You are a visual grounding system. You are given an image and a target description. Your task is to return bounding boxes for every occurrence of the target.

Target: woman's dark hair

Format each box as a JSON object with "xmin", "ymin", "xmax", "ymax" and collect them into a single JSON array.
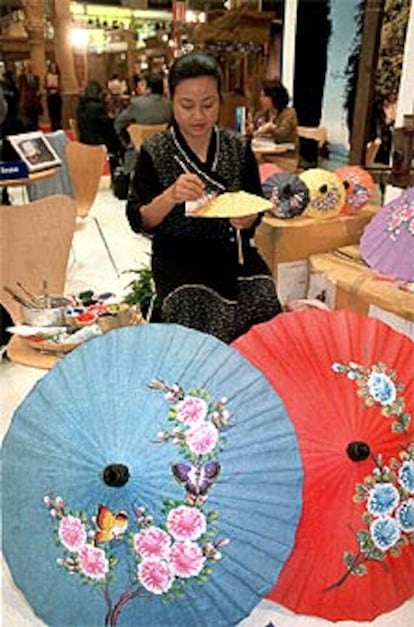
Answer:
[
  {"xmin": 262, "ymin": 81, "xmax": 290, "ymax": 111},
  {"xmin": 47, "ymin": 60, "xmax": 60, "ymax": 75},
  {"xmin": 168, "ymin": 52, "xmax": 222, "ymax": 99},
  {"xmin": 83, "ymin": 80, "xmax": 103, "ymax": 101},
  {"xmin": 147, "ymin": 73, "xmax": 164, "ymax": 96}
]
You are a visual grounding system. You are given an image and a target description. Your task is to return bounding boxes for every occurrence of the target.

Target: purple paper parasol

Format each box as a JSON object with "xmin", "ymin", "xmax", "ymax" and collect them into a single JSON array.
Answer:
[{"xmin": 360, "ymin": 187, "xmax": 414, "ymax": 281}]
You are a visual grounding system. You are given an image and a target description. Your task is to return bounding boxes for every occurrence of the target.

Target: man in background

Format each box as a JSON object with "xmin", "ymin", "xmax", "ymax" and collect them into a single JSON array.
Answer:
[
  {"xmin": 114, "ymin": 73, "xmax": 172, "ymax": 175},
  {"xmin": 19, "ymin": 61, "xmax": 42, "ymax": 131}
]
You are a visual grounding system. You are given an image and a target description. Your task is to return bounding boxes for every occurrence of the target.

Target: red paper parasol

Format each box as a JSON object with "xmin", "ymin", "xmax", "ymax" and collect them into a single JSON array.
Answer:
[
  {"xmin": 259, "ymin": 162, "xmax": 284, "ymax": 184},
  {"xmin": 232, "ymin": 310, "xmax": 414, "ymax": 622},
  {"xmin": 335, "ymin": 165, "xmax": 375, "ymax": 215}
]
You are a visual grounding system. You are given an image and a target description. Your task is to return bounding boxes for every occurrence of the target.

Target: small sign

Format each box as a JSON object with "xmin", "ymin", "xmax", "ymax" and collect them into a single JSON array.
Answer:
[
  {"xmin": 6, "ymin": 131, "xmax": 61, "ymax": 173},
  {"xmin": 0, "ymin": 160, "xmax": 29, "ymax": 180},
  {"xmin": 235, "ymin": 106, "xmax": 246, "ymax": 135}
]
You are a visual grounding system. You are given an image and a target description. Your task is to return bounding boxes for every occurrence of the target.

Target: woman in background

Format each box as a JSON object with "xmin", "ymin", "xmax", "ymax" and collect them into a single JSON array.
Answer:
[
  {"xmin": 126, "ymin": 52, "xmax": 281, "ymax": 343},
  {"xmin": 44, "ymin": 61, "xmax": 62, "ymax": 131},
  {"xmin": 76, "ymin": 80, "xmax": 122, "ymax": 154},
  {"xmin": 252, "ymin": 80, "xmax": 299, "ymax": 172}
]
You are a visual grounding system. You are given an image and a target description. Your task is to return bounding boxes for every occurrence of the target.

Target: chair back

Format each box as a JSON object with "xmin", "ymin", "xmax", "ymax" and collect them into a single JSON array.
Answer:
[
  {"xmin": 297, "ymin": 126, "xmax": 328, "ymax": 147},
  {"xmin": 66, "ymin": 141, "xmax": 107, "ymax": 218},
  {"xmin": 0, "ymin": 195, "xmax": 77, "ymax": 324},
  {"xmin": 68, "ymin": 118, "xmax": 80, "ymax": 140},
  {"xmin": 127, "ymin": 123, "xmax": 168, "ymax": 151},
  {"xmin": 365, "ymin": 138, "xmax": 382, "ymax": 166}
]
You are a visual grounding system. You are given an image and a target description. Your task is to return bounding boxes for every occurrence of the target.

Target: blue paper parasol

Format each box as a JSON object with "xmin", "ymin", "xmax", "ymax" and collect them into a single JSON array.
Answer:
[
  {"xmin": 2, "ymin": 323, "xmax": 303, "ymax": 627},
  {"xmin": 262, "ymin": 172, "xmax": 309, "ymax": 219}
]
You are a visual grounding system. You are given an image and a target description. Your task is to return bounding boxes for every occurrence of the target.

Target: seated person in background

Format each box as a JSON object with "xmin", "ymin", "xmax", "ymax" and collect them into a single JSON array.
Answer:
[
  {"xmin": 130, "ymin": 67, "xmax": 148, "ymax": 96},
  {"xmin": 76, "ymin": 80, "xmax": 123, "ymax": 180},
  {"xmin": 251, "ymin": 80, "xmax": 299, "ymax": 172},
  {"xmin": 115, "ymin": 73, "xmax": 172, "ymax": 174},
  {"xmin": 126, "ymin": 52, "xmax": 281, "ymax": 344},
  {"xmin": 370, "ymin": 92, "xmax": 397, "ymax": 165}
]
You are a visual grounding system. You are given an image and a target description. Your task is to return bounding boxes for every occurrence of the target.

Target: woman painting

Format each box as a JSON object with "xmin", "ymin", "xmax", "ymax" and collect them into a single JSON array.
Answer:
[
  {"xmin": 44, "ymin": 61, "xmax": 62, "ymax": 131},
  {"xmin": 126, "ymin": 52, "xmax": 281, "ymax": 343}
]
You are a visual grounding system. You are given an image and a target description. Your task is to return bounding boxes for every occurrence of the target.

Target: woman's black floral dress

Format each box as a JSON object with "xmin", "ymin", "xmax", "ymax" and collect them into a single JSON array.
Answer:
[{"xmin": 126, "ymin": 123, "xmax": 281, "ymax": 343}]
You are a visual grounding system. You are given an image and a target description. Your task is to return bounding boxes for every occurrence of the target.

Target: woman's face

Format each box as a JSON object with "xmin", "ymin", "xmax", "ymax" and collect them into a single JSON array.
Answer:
[
  {"xmin": 259, "ymin": 91, "xmax": 272, "ymax": 111},
  {"xmin": 172, "ymin": 76, "xmax": 220, "ymax": 142},
  {"xmin": 135, "ymin": 78, "xmax": 148, "ymax": 96}
]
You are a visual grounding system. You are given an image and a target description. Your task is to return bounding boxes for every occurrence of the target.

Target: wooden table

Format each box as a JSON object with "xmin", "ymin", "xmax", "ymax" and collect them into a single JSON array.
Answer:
[
  {"xmin": 7, "ymin": 335, "xmax": 61, "ymax": 369},
  {"xmin": 0, "ymin": 168, "xmax": 56, "ymax": 188},
  {"xmin": 251, "ymin": 140, "xmax": 296, "ymax": 158},
  {"xmin": 1, "ymin": 168, "xmax": 57, "ymax": 203},
  {"xmin": 252, "ymin": 140, "xmax": 298, "ymax": 173}
]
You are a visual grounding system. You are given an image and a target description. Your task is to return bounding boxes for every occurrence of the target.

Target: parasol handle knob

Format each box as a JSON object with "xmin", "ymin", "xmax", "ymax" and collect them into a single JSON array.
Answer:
[
  {"xmin": 347, "ymin": 441, "xmax": 370, "ymax": 462},
  {"xmin": 103, "ymin": 463, "xmax": 130, "ymax": 487}
]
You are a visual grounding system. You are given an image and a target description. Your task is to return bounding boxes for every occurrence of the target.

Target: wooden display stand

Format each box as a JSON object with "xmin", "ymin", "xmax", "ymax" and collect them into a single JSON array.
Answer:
[
  {"xmin": 254, "ymin": 206, "xmax": 378, "ymax": 304},
  {"xmin": 307, "ymin": 245, "xmax": 414, "ymax": 338}
]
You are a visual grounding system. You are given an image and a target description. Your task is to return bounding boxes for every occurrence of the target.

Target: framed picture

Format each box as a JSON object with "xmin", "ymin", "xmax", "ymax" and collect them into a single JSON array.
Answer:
[{"xmin": 6, "ymin": 131, "xmax": 62, "ymax": 173}]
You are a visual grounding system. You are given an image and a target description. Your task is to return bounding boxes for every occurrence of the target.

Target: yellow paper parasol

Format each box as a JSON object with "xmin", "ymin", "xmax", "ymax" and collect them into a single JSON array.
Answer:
[{"xmin": 195, "ymin": 191, "xmax": 273, "ymax": 218}]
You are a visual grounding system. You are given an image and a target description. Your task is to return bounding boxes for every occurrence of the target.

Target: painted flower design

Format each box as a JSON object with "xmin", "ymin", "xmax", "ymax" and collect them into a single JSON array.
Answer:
[
  {"xmin": 167, "ymin": 505, "xmax": 207, "ymax": 541},
  {"xmin": 312, "ymin": 186, "xmax": 342, "ymax": 212},
  {"xmin": 169, "ymin": 541, "xmax": 206, "ymax": 578},
  {"xmin": 185, "ymin": 421, "xmax": 219, "ymax": 456},
  {"xmin": 133, "ymin": 526, "xmax": 171, "ymax": 560},
  {"xmin": 369, "ymin": 516, "xmax": 401, "ymax": 551},
  {"xmin": 367, "ymin": 371, "xmax": 397, "ymax": 405},
  {"xmin": 348, "ymin": 184, "xmax": 370, "ymax": 209},
  {"xmin": 58, "ymin": 515, "xmax": 87, "ymax": 552},
  {"xmin": 44, "ymin": 381, "xmax": 230, "ymax": 625},
  {"xmin": 137, "ymin": 558, "xmax": 175, "ymax": 595},
  {"xmin": 398, "ymin": 460, "xmax": 414, "ymax": 493},
  {"xmin": 387, "ymin": 201, "xmax": 414, "ymax": 238},
  {"xmin": 367, "ymin": 483, "xmax": 400, "ymax": 517},
  {"xmin": 175, "ymin": 396, "xmax": 208, "ymax": 425},
  {"xmin": 396, "ymin": 498, "xmax": 414, "ymax": 532},
  {"xmin": 331, "ymin": 361, "xmax": 408, "ymax": 434},
  {"xmin": 329, "ymin": 362, "xmax": 413, "ymax": 591},
  {"xmin": 79, "ymin": 545, "xmax": 109, "ymax": 581}
]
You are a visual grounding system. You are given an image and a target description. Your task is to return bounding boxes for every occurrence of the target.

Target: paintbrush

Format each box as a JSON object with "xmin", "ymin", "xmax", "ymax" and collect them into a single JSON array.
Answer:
[
  {"xmin": 43, "ymin": 279, "xmax": 51, "ymax": 308},
  {"xmin": 3, "ymin": 285, "xmax": 36, "ymax": 309},
  {"xmin": 16, "ymin": 282, "xmax": 45, "ymax": 308}
]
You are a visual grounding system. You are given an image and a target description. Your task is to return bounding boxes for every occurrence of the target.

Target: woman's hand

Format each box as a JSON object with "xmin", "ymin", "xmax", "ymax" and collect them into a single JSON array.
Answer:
[
  {"xmin": 253, "ymin": 121, "xmax": 275, "ymax": 137},
  {"xmin": 140, "ymin": 173, "xmax": 205, "ymax": 230},
  {"xmin": 171, "ymin": 173, "xmax": 205, "ymax": 204},
  {"xmin": 230, "ymin": 214, "xmax": 257, "ymax": 230}
]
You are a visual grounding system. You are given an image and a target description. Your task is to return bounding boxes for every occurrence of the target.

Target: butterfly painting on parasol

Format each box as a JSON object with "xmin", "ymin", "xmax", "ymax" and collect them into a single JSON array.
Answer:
[
  {"xmin": 2, "ymin": 323, "xmax": 303, "ymax": 627},
  {"xmin": 233, "ymin": 309, "xmax": 414, "ymax": 622}
]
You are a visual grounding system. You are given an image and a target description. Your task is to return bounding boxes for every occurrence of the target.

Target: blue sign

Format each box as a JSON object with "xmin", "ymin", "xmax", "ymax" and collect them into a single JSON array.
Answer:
[{"xmin": 0, "ymin": 161, "xmax": 29, "ymax": 180}]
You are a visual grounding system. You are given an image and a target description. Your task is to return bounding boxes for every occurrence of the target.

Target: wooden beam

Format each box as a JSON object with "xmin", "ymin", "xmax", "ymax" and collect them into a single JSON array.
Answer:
[{"xmin": 349, "ymin": 0, "xmax": 385, "ymax": 165}]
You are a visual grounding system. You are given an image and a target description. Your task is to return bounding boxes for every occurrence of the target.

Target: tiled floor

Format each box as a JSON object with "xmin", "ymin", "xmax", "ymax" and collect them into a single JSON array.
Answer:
[{"xmin": 1, "ymin": 180, "xmax": 413, "ymax": 627}]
